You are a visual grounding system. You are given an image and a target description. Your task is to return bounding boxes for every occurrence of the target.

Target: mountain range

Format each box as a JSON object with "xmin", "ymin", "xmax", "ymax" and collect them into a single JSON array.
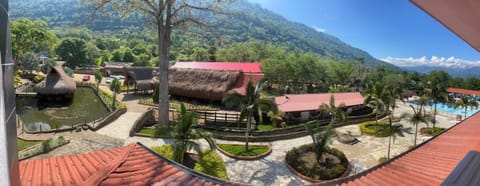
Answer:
[{"xmin": 10, "ymin": 0, "xmax": 399, "ymax": 69}]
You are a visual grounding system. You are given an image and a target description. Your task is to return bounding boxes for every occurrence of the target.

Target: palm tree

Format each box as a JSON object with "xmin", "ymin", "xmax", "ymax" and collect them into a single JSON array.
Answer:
[
  {"xmin": 363, "ymin": 82, "xmax": 387, "ymax": 124},
  {"xmin": 172, "ymin": 103, "xmax": 215, "ymax": 164},
  {"xmin": 222, "ymin": 78, "xmax": 278, "ymax": 152},
  {"xmin": 94, "ymin": 70, "xmax": 103, "ymax": 92},
  {"xmin": 384, "ymin": 86, "xmax": 403, "ymax": 159},
  {"xmin": 403, "ymin": 96, "xmax": 429, "ymax": 146},
  {"xmin": 305, "ymin": 95, "xmax": 346, "ymax": 163},
  {"xmin": 109, "ymin": 78, "xmax": 121, "ymax": 109},
  {"xmin": 454, "ymin": 95, "xmax": 479, "ymax": 119},
  {"xmin": 429, "ymin": 84, "xmax": 449, "ymax": 130}
]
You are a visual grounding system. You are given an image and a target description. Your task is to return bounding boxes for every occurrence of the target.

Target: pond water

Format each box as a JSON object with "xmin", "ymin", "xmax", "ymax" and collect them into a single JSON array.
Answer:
[{"xmin": 16, "ymin": 87, "xmax": 110, "ymax": 132}]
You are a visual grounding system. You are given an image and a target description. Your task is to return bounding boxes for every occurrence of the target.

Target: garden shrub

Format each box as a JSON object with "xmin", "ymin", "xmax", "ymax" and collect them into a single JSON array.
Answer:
[
  {"xmin": 359, "ymin": 121, "xmax": 392, "ymax": 137},
  {"xmin": 33, "ymin": 75, "xmax": 44, "ymax": 83},
  {"xmin": 423, "ymin": 127, "xmax": 445, "ymax": 136},
  {"xmin": 41, "ymin": 138, "xmax": 52, "ymax": 152},
  {"xmin": 378, "ymin": 156, "xmax": 387, "ymax": 163},
  {"xmin": 151, "ymin": 144, "xmax": 174, "ymax": 160},
  {"xmin": 194, "ymin": 150, "xmax": 228, "ymax": 179}
]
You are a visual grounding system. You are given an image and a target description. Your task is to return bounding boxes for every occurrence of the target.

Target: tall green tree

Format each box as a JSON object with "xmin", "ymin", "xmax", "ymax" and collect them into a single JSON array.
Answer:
[
  {"xmin": 426, "ymin": 70, "xmax": 451, "ymax": 130},
  {"xmin": 94, "ymin": 70, "xmax": 103, "ymax": 92},
  {"xmin": 454, "ymin": 95, "xmax": 479, "ymax": 119},
  {"xmin": 363, "ymin": 82, "xmax": 387, "ymax": 124},
  {"xmin": 19, "ymin": 52, "xmax": 40, "ymax": 74},
  {"xmin": 91, "ymin": 0, "xmax": 232, "ymax": 126},
  {"xmin": 172, "ymin": 103, "xmax": 215, "ymax": 164},
  {"xmin": 56, "ymin": 38, "xmax": 89, "ymax": 68},
  {"xmin": 109, "ymin": 78, "xmax": 121, "ymax": 109},
  {"xmin": 10, "ymin": 18, "xmax": 57, "ymax": 60},
  {"xmin": 223, "ymin": 78, "xmax": 278, "ymax": 151}
]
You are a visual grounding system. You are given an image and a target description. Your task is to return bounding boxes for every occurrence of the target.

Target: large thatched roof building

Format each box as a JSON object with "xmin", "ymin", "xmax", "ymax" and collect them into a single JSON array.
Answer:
[
  {"xmin": 168, "ymin": 68, "xmax": 241, "ymax": 100},
  {"xmin": 35, "ymin": 66, "xmax": 76, "ymax": 98},
  {"xmin": 101, "ymin": 62, "xmax": 133, "ymax": 76}
]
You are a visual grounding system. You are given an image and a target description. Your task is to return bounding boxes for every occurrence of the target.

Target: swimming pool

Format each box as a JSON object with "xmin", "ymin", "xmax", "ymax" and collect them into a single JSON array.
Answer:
[{"xmin": 408, "ymin": 101, "xmax": 480, "ymax": 118}]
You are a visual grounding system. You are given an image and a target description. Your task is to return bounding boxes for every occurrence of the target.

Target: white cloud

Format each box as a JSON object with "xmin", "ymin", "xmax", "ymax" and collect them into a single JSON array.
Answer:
[
  {"xmin": 382, "ymin": 56, "xmax": 480, "ymax": 69},
  {"xmin": 311, "ymin": 25, "xmax": 326, "ymax": 33}
]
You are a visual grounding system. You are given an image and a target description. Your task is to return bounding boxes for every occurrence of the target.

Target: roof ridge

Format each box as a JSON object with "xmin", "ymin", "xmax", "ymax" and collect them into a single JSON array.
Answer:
[{"xmin": 81, "ymin": 144, "xmax": 136, "ymax": 185}]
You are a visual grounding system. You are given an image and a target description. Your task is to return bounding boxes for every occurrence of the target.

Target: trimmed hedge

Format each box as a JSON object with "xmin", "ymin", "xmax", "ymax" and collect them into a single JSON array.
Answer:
[
  {"xmin": 359, "ymin": 121, "xmax": 393, "ymax": 137},
  {"xmin": 218, "ymin": 144, "xmax": 269, "ymax": 156}
]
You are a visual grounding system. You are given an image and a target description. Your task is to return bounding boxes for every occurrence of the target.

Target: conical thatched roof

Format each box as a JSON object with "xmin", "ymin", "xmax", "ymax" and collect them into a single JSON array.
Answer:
[
  {"xmin": 167, "ymin": 68, "xmax": 241, "ymax": 101},
  {"xmin": 35, "ymin": 66, "xmax": 76, "ymax": 96}
]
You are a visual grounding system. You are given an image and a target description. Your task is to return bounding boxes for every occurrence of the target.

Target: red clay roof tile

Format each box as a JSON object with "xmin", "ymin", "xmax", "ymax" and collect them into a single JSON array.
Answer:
[
  {"xmin": 275, "ymin": 92, "xmax": 364, "ymax": 112},
  {"xmin": 448, "ymin": 88, "xmax": 480, "ymax": 96},
  {"xmin": 19, "ymin": 143, "xmax": 241, "ymax": 186}
]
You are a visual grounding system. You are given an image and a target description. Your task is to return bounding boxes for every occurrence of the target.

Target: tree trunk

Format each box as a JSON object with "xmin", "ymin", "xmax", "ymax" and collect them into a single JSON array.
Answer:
[
  {"xmin": 387, "ymin": 117, "xmax": 392, "ymax": 159},
  {"xmin": 245, "ymin": 113, "xmax": 251, "ymax": 152},
  {"xmin": 433, "ymin": 102, "xmax": 437, "ymax": 129},
  {"xmin": 414, "ymin": 122, "xmax": 418, "ymax": 146},
  {"xmin": 157, "ymin": 26, "xmax": 170, "ymax": 126}
]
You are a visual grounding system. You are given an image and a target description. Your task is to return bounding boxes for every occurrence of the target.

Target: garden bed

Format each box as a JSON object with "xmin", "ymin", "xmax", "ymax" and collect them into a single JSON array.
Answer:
[
  {"xmin": 216, "ymin": 144, "xmax": 272, "ymax": 160},
  {"xmin": 359, "ymin": 121, "xmax": 394, "ymax": 137},
  {"xmin": 285, "ymin": 144, "xmax": 349, "ymax": 182},
  {"xmin": 18, "ymin": 136, "xmax": 69, "ymax": 160},
  {"xmin": 420, "ymin": 127, "xmax": 445, "ymax": 136}
]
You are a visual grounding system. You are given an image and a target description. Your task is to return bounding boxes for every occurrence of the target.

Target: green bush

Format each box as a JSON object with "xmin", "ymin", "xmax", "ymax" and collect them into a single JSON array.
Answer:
[
  {"xmin": 194, "ymin": 150, "xmax": 228, "ymax": 179},
  {"xmin": 378, "ymin": 156, "xmax": 387, "ymax": 163},
  {"xmin": 423, "ymin": 127, "xmax": 445, "ymax": 136},
  {"xmin": 33, "ymin": 75, "xmax": 44, "ymax": 83},
  {"xmin": 359, "ymin": 121, "xmax": 393, "ymax": 137},
  {"xmin": 151, "ymin": 144, "xmax": 174, "ymax": 160},
  {"xmin": 41, "ymin": 138, "xmax": 52, "ymax": 152}
]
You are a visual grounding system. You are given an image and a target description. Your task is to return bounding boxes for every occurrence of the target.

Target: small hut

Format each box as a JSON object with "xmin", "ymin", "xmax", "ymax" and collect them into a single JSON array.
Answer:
[
  {"xmin": 168, "ymin": 68, "xmax": 241, "ymax": 101},
  {"xmin": 124, "ymin": 67, "xmax": 156, "ymax": 93},
  {"xmin": 35, "ymin": 66, "xmax": 76, "ymax": 98}
]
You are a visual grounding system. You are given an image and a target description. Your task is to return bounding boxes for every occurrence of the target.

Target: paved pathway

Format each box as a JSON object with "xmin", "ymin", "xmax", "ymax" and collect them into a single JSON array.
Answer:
[{"xmin": 96, "ymin": 111, "xmax": 143, "ymax": 139}]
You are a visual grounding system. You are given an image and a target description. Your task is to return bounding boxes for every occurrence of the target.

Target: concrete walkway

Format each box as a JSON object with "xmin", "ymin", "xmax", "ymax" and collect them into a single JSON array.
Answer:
[{"xmin": 96, "ymin": 111, "xmax": 143, "ymax": 139}]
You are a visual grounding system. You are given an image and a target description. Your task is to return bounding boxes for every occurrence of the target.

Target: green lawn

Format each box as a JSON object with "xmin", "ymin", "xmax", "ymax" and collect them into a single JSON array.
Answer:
[
  {"xmin": 218, "ymin": 144, "xmax": 269, "ymax": 156},
  {"xmin": 17, "ymin": 139, "xmax": 40, "ymax": 151},
  {"xmin": 257, "ymin": 124, "xmax": 276, "ymax": 131},
  {"xmin": 139, "ymin": 127, "xmax": 173, "ymax": 138}
]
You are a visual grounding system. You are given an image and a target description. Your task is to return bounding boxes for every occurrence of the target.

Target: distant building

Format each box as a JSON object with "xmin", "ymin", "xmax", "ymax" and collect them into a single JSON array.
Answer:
[{"xmin": 275, "ymin": 92, "xmax": 367, "ymax": 121}]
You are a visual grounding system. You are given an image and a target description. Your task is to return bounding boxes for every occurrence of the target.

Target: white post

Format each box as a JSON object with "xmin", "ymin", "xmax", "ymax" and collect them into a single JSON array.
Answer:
[{"xmin": 0, "ymin": 0, "xmax": 20, "ymax": 184}]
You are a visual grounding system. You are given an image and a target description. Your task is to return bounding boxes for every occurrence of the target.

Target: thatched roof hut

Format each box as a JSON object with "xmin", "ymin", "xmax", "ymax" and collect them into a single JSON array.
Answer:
[
  {"xmin": 125, "ymin": 67, "xmax": 155, "ymax": 91},
  {"xmin": 168, "ymin": 68, "xmax": 241, "ymax": 101},
  {"xmin": 35, "ymin": 66, "xmax": 76, "ymax": 97}
]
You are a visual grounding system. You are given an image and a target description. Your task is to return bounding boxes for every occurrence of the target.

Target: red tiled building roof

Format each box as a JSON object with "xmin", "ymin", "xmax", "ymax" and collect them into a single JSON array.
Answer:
[
  {"xmin": 275, "ymin": 92, "xmax": 364, "ymax": 113},
  {"xmin": 448, "ymin": 88, "xmax": 480, "ymax": 97},
  {"xmin": 172, "ymin": 62, "xmax": 262, "ymax": 73},
  {"xmin": 320, "ymin": 112, "xmax": 480, "ymax": 185},
  {"xmin": 19, "ymin": 143, "xmax": 240, "ymax": 186}
]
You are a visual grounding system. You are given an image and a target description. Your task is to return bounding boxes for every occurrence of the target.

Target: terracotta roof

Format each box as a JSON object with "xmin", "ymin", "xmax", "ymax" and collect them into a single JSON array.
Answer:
[
  {"xmin": 172, "ymin": 62, "xmax": 262, "ymax": 73},
  {"xmin": 19, "ymin": 143, "xmax": 241, "ymax": 186},
  {"xmin": 320, "ymin": 112, "xmax": 480, "ymax": 185},
  {"xmin": 230, "ymin": 73, "xmax": 265, "ymax": 95},
  {"xmin": 448, "ymin": 88, "xmax": 480, "ymax": 96},
  {"xmin": 410, "ymin": 0, "xmax": 480, "ymax": 52},
  {"xmin": 275, "ymin": 92, "xmax": 364, "ymax": 113}
]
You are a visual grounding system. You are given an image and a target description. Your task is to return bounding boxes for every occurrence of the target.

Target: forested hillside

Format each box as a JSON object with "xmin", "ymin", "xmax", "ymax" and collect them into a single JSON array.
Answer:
[{"xmin": 10, "ymin": 0, "xmax": 396, "ymax": 69}]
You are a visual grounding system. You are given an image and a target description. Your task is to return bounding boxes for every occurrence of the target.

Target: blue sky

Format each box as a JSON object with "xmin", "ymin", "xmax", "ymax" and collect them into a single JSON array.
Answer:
[{"xmin": 247, "ymin": 0, "xmax": 480, "ymax": 67}]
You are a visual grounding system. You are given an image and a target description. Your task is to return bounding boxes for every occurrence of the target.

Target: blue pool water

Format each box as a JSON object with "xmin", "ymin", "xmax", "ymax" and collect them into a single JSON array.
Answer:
[{"xmin": 408, "ymin": 101, "xmax": 480, "ymax": 117}]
